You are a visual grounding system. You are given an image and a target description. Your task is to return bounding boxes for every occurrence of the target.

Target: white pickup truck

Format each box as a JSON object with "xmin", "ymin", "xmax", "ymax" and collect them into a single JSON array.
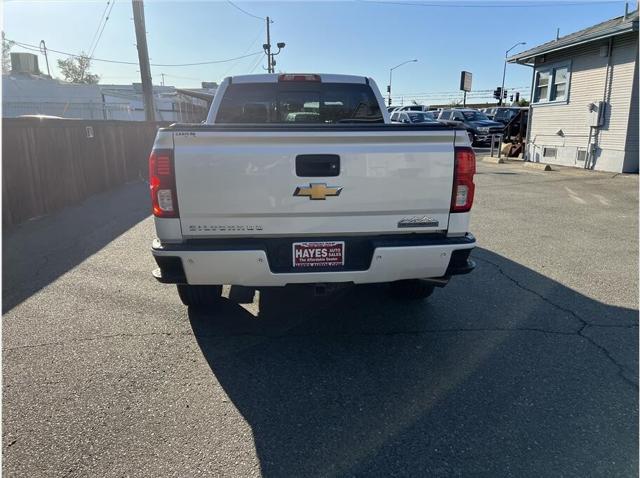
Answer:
[{"xmin": 150, "ymin": 73, "xmax": 476, "ymax": 307}]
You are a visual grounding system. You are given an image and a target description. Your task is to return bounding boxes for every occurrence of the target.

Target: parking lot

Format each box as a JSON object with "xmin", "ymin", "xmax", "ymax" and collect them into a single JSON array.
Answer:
[{"xmin": 3, "ymin": 159, "xmax": 638, "ymax": 477}]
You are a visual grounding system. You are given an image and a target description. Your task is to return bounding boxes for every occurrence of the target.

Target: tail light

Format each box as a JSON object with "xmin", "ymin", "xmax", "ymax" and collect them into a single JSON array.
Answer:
[
  {"xmin": 278, "ymin": 74, "xmax": 321, "ymax": 82},
  {"xmin": 451, "ymin": 146, "xmax": 476, "ymax": 213},
  {"xmin": 149, "ymin": 148, "xmax": 179, "ymax": 218}
]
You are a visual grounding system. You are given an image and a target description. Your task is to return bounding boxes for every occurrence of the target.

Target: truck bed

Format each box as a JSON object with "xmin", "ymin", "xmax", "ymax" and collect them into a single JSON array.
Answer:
[{"xmin": 155, "ymin": 123, "xmax": 467, "ymax": 240}]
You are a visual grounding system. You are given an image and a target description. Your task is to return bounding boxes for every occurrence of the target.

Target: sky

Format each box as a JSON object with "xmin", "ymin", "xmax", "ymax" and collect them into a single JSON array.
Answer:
[{"xmin": 3, "ymin": 0, "xmax": 633, "ymax": 104}]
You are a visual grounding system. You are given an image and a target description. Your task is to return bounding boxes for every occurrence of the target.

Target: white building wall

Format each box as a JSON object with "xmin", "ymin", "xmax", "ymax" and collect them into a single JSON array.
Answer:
[
  {"xmin": 3, "ymin": 74, "xmax": 105, "ymax": 119},
  {"xmin": 623, "ymin": 45, "xmax": 639, "ymax": 172},
  {"xmin": 2, "ymin": 76, "xmax": 209, "ymax": 122},
  {"xmin": 526, "ymin": 31, "xmax": 638, "ymax": 173}
]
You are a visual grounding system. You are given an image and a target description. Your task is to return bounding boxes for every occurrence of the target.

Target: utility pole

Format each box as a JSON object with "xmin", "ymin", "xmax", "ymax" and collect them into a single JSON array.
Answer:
[
  {"xmin": 265, "ymin": 16, "xmax": 272, "ymax": 73},
  {"xmin": 39, "ymin": 40, "xmax": 51, "ymax": 77},
  {"xmin": 262, "ymin": 17, "xmax": 285, "ymax": 73},
  {"xmin": 160, "ymin": 73, "xmax": 165, "ymax": 86},
  {"xmin": 132, "ymin": 0, "xmax": 156, "ymax": 121}
]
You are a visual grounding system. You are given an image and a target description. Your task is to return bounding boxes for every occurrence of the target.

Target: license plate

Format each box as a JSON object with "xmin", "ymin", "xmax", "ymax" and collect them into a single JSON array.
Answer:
[{"xmin": 292, "ymin": 241, "xmax": 345, "ymax": 268}]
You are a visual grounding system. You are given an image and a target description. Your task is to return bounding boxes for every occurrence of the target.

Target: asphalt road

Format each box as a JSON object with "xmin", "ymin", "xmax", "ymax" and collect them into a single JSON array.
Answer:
[{"xmin": 3, "ymin": 160, "xmax": 638, "ymax": 477}]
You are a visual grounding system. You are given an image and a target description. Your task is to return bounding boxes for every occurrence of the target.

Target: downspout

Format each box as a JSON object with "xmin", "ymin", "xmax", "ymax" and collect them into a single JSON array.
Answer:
[
  {"xmin": 588, "ymin": 37, "xmax": 614, "ymax": 169},
  {"xmin": 525, "ymin": 61, "xmax": 536, "ymax": 161},
  {"xmin": 517, "ymin": 58, "xmax": 536, "ymax": 161}
]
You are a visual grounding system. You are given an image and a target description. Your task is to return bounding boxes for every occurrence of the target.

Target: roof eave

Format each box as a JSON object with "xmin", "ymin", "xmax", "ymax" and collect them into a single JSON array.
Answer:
[{"xmin": 507, "ymin": 21, "xmax": 638, "ymax": 65}]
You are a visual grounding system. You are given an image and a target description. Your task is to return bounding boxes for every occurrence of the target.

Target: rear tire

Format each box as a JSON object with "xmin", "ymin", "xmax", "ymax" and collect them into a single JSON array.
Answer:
[
  {"xmin": 389, "ymin": 279, "xmax": 435, "ymax": 300},
  {"xmin": 177, "ymin": 284, "xmax": 223, "ymax": 307}
]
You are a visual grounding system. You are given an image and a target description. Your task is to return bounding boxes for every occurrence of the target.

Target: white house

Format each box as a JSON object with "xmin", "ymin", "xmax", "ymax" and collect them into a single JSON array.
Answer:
[{"xmin": 508, "ymin": 9, "xmax": 638, "ymax": 173}]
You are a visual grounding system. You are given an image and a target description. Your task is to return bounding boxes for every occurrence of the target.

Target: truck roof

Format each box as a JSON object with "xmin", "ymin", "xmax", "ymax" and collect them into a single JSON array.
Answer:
[{"xmin": 227, "ymin": 73, "xmax": 368, "ymax": 84}]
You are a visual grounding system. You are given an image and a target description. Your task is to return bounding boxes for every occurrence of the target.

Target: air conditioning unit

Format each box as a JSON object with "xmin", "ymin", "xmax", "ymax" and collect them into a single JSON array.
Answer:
[{"xmin": 10, "ymin": 53, "xmax": 40, "ymax": 74}]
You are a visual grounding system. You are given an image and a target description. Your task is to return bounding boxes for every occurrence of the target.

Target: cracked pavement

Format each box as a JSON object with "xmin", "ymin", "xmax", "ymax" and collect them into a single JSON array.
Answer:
[{"xmin": 3, "ymin": 161, "xmax": 638, "ymax": 477}]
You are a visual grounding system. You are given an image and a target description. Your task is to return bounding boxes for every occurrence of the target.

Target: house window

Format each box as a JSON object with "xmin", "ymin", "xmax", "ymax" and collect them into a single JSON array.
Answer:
[
  {"xmin": 552, "ymin": 67, "xmax": 568, "ymax": 101},
  {"xmin": 533, "ymin": 62, "xmax": 570, "ymax": 103},
  {"xmin": 543, "ymin": 147, "xmax": 557, "ymax": 158},
  {"xmin": 535, "ymin": 71, "xmax": 550, "ymax": 102}
]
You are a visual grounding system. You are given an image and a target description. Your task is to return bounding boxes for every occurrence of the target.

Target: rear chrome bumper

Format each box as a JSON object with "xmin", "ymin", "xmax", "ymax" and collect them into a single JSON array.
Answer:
[{"xmin": 151, "ymin": 234, "xmax": 476, "ymax": 287}]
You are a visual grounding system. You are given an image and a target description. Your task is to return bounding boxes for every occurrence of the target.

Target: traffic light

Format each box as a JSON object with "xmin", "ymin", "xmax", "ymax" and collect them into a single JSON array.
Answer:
[
  {"xmin": 515, "ymin": 92, "xmax": 520, "ymax": 102},
  {"xmin": 503, "ymin": 89, "xmax": 508, "ymax": 99},
  {"xmin": 493, "ymin": 87, "xmax": 502, "ymax": 100},
  {"xmin": 510, "ymin": 95, "xmax": 514, "ymax": 102}
]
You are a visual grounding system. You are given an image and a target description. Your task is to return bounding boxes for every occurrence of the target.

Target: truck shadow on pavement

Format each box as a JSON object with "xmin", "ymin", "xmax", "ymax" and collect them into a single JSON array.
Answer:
[
  {"xmin": 188, "ymin": 248, "xmax": 638, "ymax": 477},
  {"xmin": 2, "ymin": 181, "xmax": 150, "ymax": 313}
]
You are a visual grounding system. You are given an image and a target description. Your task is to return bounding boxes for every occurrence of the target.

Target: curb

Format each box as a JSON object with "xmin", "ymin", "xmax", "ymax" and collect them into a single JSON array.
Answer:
[
  {"xmin": 479, "ymin": 156, "xmax": 504, "ymax": 164},
  {"xmin": 523, "ymin": 162, "xmax": 553, "ymax": 171}
]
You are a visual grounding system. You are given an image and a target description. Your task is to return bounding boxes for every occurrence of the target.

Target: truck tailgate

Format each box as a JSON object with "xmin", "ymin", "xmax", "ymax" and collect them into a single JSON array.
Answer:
[{"xmin": 172, "ymin": 127, "xmax": 456, "ymax": 237}]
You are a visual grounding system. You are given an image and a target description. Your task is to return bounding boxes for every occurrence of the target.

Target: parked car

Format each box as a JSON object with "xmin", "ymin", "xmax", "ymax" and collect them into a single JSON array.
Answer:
[
  {"xmin": 482, "ymin": 107, "xmax": 497, "ymax": 119},
  {"xmin": 149, "ymin": 73, "xmax": 476, "ymax": 306},
  {"xmin": 438, "ymin": 108, "xmax": 504, "ymax": 145},
  {"xmin": 492, "ymin": 107, "xmax": 527, "ymax": 125},
  {"xmin": 394, "ymin": 105, "xmax": 430, "ymax": 112},
  {"xmin": 391, "ymin": 111, "xmax": 439, "ymax": 124}
]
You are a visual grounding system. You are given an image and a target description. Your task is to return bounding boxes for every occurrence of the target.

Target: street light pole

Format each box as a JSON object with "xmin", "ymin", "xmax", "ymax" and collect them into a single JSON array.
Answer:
[
  {"xmin": 263, "ymin": 17, "xmax": 285, "ymax": 73},
  {"xmin": 265, "ymin": 16, "xmax": 272, "ymax": 73},
  {"xmin": 387, "ymin": 59, "xmax": 417, "ymax": 106},
  {"xmin": 500, "ymin": 41, "xmax": 526, "ymax": 106}
]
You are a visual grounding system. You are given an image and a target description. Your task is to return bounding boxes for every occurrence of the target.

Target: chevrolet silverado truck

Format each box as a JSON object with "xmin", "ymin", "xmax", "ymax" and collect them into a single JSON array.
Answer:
[{"xmin": 149, "ymin": 73, "xmax": 476, "ymax": 307}]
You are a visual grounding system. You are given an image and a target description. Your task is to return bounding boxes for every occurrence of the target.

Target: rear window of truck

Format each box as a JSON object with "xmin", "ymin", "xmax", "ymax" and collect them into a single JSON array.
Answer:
[{"xmin": 215, "ymin": 82, "xmax": 384, "ymax": 124}]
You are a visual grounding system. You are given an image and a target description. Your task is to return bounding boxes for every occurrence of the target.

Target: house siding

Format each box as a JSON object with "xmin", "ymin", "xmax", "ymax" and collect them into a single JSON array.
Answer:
[
  {"xmin": 527, "ymin": 31, "xmax": 638, "ymax": 173},
  {"xmin": 623, "ymin": 41, "xmax": 639, "ymax": 172}
]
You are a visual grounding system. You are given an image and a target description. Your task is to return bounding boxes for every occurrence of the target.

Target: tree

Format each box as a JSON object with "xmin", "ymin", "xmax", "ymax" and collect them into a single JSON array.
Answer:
[
  {"xmin": 57, "ymin": 53, "xmax": 99, "ymax": 84},
  {"xmin": 517, "ymin": 99, "xmax": 530, "ymax": 107},
  {"xmin": 2, "ymin": 32, "xmax": 14, "ymax": 74}
]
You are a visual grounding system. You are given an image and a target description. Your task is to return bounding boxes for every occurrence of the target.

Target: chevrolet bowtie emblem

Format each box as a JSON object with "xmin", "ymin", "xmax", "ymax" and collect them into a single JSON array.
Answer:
[{"xmin": 293, "ymin": 183, "xmax": 343, "ymax": 200}]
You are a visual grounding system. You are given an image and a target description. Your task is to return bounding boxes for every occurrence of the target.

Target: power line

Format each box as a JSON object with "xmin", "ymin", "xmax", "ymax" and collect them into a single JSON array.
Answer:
[
  {"xmin": 226, "ymin": 0, "xmax": 266, "ymax": 20},
  {"xmin": 392, "ymin": 88, "xmax": 531, "ymax": 97},
  {"xmin": 87, "ymin": 0, "xmax": 111, "ymax": 53},
  {"xmin": 247, "ymin": 52, "xmax": 265, "ymax": 73},
  {"xmin": 391, "ymin": 89, "xmax": 530, "ymax": 98},
  {"xmin": 9, "ymin": 39, "xmax": 263, "ymax": 67},
  {"xmin": 391, "ymin": 87, "xmax": 531, "ymax": 96},
  {"xmin": 159, "ymin": 73, "xmax": 205, "ymax": 82},
  {"xmin": 220, "ymin": 25, "xmax": 265, "ymax": 78},
  {"xmin": 364, "ymin": 0, "xmax": 625, "ymax": 7},
  {"xmin": 89, "ymin": 0, "xmax": 116, "ymax": 57}
]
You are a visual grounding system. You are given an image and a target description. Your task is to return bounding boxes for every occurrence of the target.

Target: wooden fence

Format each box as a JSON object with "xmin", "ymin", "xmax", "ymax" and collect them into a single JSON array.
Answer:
[{"xmin": 3, "ymin": 118, "xmax": 170, "ymax": 228}]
